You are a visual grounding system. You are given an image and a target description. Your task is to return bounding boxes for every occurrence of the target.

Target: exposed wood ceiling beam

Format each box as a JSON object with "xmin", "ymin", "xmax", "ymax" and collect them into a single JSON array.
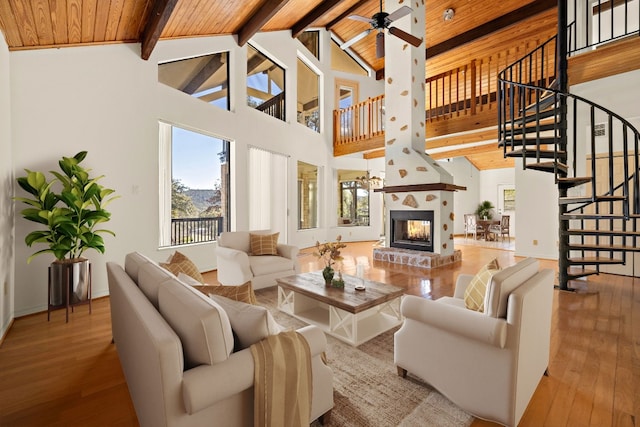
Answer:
[
  {"xmin": 326, "ymin": 0, "xmax": 370, "ymax": 29},
  {"xmin": 140, "ymin": 0, "xmax": 179, "ymax": 61},
  {"xmin": 181, "ymin": 55, "xmax": 225, "ymax": 95},
  {"xmin": 291, "ymin": 0, "xmax": 345, "ymax": 38},
  {"xmin": 426, "ymin": 0, "xmax": 556, "ymax": 59},
  {"xmin": 236, "ymin": 0, "xmax": 290, "ymax": 46}
]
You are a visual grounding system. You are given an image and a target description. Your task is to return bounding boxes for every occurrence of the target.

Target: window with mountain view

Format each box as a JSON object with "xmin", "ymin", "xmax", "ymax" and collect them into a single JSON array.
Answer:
[{"xmin": 159, "ymin": 123, "xmax": 230, "ymax": 247}]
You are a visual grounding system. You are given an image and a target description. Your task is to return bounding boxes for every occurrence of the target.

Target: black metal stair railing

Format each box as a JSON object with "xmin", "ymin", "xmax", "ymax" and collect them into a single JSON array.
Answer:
[{"xmin": 497, "ymin": 34, "xmax": 640, "ymax": 290}]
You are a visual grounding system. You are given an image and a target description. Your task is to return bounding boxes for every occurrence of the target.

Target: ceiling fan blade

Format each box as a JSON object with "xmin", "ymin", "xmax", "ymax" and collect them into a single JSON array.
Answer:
[
  {"xmin": 348, "ymin": 14, "xmax": 374, "ymax": 24},
  {"xmin": 340, "ymin": 29, "xmax": 372, "ymax": 50},
  {"xmin": 376, "ymin": 32, "xmax": 385, "ymax": 58},
  {"xmin": 388, "ymin": 26, "xmax": 423, "ymax": 47},
  {"xmin": 386, "ymin": 5, "xmax": 412, "ymax": 23}
]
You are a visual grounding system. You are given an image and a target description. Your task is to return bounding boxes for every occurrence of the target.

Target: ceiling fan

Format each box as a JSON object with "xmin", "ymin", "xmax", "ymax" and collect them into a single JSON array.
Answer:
[{"xmin": 340, "ymin": 0, "xmax": 423, "ymax": 58}]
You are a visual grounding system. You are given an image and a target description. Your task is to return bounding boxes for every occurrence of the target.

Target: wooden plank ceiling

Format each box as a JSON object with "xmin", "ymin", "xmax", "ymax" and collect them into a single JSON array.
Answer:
[{"xmin": 0, "ymin": 0, "xmax": 556, "ymax": 170}]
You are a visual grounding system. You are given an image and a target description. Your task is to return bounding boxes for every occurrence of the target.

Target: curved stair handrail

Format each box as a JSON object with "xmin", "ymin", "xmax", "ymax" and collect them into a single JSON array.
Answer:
[{"xmin": 497, "ymin": 33, "xmax": 640, "ymax": 290}]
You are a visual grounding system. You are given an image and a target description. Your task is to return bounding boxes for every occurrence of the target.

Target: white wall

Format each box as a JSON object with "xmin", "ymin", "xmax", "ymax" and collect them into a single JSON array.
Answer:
[
  {"xmin": 0, "ymin": 33, "xmax": 14, "ymax": 337},
  {"xmin": 514, "ymin": 163, "xmax": 558, "ymax": 259},
  {"xmin": 10, "ymin": 31, "xmax": 383, "ymax": 316}
]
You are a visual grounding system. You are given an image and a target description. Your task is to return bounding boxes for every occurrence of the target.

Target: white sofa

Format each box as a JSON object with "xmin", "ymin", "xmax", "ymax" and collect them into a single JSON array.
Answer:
[
  {"xmin": 107, "ymin": 251, "xmax": 333, "ymax": 427},
  {"xmin": 394, "ymin": 257, "xmax": 554, "ymax": 427},
  {"xmin": 216, "ymin": 230, "xmax": 300, "ymax": 289}
]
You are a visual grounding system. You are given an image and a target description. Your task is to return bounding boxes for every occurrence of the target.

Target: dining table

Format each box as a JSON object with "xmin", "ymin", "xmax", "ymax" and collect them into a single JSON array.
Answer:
[{"xmin": 476, "ymin": 219, "xmax": 500, "ymax": 240}]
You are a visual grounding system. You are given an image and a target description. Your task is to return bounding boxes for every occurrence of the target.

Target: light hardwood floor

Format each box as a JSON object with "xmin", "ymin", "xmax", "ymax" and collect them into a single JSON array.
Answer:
[{"xmin": 0, "ymin": 241, "xmax": 637, "ymax": 426}]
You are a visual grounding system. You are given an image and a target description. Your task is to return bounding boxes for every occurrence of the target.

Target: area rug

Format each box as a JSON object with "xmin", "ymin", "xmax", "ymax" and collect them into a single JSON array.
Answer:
[{"xmin": 254, "ymin": 287, "xmax": 473, "ymax": 427}]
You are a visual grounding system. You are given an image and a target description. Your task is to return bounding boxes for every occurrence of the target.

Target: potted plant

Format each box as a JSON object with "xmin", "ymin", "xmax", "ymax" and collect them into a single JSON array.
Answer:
[
  {"xmin": 15, "ymin": 151, "xmax": 118, "ymax": 307},
  {"xmin": 476, "ymin": 200, "xmax": 495, "ymax": 220}
]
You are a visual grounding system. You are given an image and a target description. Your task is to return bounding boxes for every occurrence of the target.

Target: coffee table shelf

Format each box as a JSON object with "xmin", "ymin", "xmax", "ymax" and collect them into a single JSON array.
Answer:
[{"xmin": 277, "ymin": 272, "xmax": 404, "ymax": 346}]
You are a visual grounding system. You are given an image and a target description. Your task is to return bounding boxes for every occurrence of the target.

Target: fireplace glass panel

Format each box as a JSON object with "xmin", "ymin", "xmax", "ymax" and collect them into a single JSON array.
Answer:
[{"xmin": 390, "ymin": 210, "xmax": 434, "ymax": 251}]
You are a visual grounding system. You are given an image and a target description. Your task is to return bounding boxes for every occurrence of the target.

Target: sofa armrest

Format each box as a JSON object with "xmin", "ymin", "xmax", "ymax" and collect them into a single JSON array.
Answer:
[
  {"xmin": 453, "ymin": 274, "xmax": 474, "ymax": 299},
  {"xmin": 295, "ymin": 325, "xmax": 327, "ymax": 357},
  {"xmin": 401, "ymin": 295, "xmax": 507, "ymax": 348},
  {"xmin": 277, "ymin": 243, "xmax": 299, "ymax": 261},
  {"xmin": 215, "ymin": 246, "xmax": 253, "ymax": 285},
  {"xmin": 182, "ymin": 348, "xmax": 255, "ymax": 415}
]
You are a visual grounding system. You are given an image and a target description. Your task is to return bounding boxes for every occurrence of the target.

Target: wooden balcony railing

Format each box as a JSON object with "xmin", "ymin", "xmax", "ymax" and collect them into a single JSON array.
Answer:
[{"xmin": 333, "ymin": 38, "xmax": 556, "ymax": 155}]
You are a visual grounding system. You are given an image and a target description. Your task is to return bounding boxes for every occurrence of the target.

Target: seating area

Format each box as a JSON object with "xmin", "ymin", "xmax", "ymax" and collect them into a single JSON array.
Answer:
[
  {"xmin": 216, "ymin": 230, "xmax": 300, "ymax": 289},
  {"xmin": 107, "ymin": 251, "xmax": 333, "ymax": 427},
  {"xmin": 394, "ymin": 257, "xmax": 554, "ymax": 426}
]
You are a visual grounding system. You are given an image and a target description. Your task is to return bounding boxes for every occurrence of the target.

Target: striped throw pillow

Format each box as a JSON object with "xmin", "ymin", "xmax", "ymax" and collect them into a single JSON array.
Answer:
[
  {"xmin": 249, "ymin": 232, "xmax": 279, "ymax": 256},
  {"xmin": 464, "ymin": 258, "xmax": 500, "ymax": 312},
  {"xmin": 160, "ymin": 251, "xmax": 205, "ymax": 284}
]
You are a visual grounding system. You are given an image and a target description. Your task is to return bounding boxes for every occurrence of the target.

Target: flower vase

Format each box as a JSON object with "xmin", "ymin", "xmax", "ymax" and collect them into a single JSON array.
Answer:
[{"xmin": 322, "ymin": 266, "xmax": 334, "ymax": 286}]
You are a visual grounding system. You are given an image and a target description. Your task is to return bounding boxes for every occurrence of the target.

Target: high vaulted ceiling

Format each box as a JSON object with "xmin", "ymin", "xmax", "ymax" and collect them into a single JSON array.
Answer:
[
  {"xmin": 0, "ymin": 0, "xmax": 551, "ymax": 71},
  {"xmin": 0, "ymin": 0, "xmax": 558, "ymax": 170}
]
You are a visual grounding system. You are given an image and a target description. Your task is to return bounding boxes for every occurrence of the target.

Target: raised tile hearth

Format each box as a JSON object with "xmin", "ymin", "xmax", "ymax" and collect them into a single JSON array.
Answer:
[{"xmin": 373, "ymin": 246, "xmax": 461, "ymax": 269}]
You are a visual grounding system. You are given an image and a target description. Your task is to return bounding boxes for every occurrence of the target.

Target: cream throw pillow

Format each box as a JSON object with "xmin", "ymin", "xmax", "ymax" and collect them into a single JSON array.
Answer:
[
  {"xmin": 249, "ymin": 232, "xmax": 279, "ymax": 256},
  {"xmin": 209, "ymin": 294, "xmax": 282, "ymax": 350},
  {"xmin": 464, "ymin": 258, "xmax": 500, "ymax": 312}
]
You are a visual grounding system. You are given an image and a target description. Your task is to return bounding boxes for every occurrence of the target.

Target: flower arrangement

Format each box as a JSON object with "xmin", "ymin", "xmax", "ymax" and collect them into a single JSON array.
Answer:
[
  {"xmin": 314, "ymin": 235, "xmax": 347, "ymax": 268},
  {"xmin": 314, "ymin": 235, "xmax": 347, "ymax": 286}
]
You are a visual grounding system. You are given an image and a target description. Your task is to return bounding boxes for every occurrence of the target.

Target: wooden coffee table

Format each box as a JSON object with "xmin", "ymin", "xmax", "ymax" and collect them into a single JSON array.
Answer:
[{"xmin": 276, "ymin": 271, "xmax": 404, "ymax": 346}]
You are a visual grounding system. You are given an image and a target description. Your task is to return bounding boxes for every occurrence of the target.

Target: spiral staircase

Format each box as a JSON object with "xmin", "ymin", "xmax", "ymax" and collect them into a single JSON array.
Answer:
[{"xmin": 497, "ymin": 9, "xmax": 640, "ymax": 291}]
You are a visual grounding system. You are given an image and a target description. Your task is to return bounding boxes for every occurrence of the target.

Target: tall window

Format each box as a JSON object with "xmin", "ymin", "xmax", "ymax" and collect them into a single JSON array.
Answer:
[
  {"xmin": 248, "ymin": 147, "xmax": 289, "ymax": 241},
  {"xmin": 159, "ymin": 123, "xmax": 230, "ymax": 247},
  {"xmin": 338, "ymin": 170, "xmax": 370, "ymax": 226},
  {"xmin": 158, "ymin": 52, "xmax": 229, "ymax": 110},
  {"xmin": 247, "ymin": 45, "xmax": 285, "ymax": 121},
  {"xmin": 297, "ymin": 58, "xmax": 320, "ymax": 132},
  {"xmin": 298, "ymin": 161, "xmax": 318, "ymax": 230}
]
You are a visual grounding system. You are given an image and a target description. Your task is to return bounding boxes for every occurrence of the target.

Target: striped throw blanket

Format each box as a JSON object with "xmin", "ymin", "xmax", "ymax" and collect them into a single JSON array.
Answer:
[{"xmin": 250, "ymin": 331, "xmax": 312, "ymax": 427}]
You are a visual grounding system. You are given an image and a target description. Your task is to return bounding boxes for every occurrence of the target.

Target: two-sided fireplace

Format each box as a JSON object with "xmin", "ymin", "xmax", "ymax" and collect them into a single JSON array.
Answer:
[{"xmin": 390, "ymin": 210, "xmax": 434, "ymax": 252}]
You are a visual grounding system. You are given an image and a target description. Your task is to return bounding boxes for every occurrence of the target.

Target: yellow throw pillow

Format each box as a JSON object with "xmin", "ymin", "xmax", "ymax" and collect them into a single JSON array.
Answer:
[
  {"xmin": 249, "ymin": 232, "xmax": 279, "ymax": 256},
  {"xmin": 160, "ymin": 251, "xmax": 205, "ymax": 284},
  {"xmin": 464, "ymin": 258, "xmax": 500, "ymax": 312},
  {"xmin": 206, "ymin": 282, "xmax": 258, "ymax": 305}
]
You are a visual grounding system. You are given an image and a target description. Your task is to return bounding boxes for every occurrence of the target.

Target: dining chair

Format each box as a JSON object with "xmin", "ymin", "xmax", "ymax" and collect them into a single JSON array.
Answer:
[
  {"xmin": 489, "ymin": 215, "xmax": 510, "ymax": 241},
  {"xmin": 464, "ymin": 214, "xmax": 483, "ymax": 240}
]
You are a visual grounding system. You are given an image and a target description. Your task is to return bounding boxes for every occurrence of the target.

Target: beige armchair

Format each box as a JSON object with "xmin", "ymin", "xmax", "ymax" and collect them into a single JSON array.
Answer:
[
  {"xmin": 216, "ymin": 230, "xmax": 300, "ymax": 290},
  {"xmin": 394, "ymin": 258, "xmax": 554, "ymax": 427}
]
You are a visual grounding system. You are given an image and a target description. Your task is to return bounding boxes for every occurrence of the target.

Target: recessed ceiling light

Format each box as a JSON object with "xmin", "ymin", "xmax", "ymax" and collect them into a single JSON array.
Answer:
[{"xmin": 443, "ymin": 8, "xmax": 455, "ymax": 21}]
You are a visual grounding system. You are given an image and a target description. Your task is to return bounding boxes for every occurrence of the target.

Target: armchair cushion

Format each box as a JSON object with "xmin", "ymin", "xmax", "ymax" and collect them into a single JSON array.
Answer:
[
  {"xmin": 250, "ymin": 255, "xmax": 295, "ymax": 276},
  {"xmin": 250, "ymin": 232, "xmax": 279, "ymax": 256},
  {"xmin": 209, "ymin": 294, "xmax": 282, "ymax": 350},
  {"xmin": 158, "ymin": 278, "xmax": 234, "ymax": 369},
  {"xmin": 463, "ymin": 258, "xmax": 500, "ymax": 312},
  {"xmin": 160, "ymin": 251, "xmax": 205, "ymax": 284}
]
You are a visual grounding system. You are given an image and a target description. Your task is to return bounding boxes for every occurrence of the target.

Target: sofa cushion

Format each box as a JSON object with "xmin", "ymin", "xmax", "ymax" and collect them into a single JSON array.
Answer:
[
  {"xmin": 158, "ymin": 278, "xmax": 234, "ymax": 369},
  {"xmin": 250, "ymin": 232, "xmax": 279, "ymax": 256},
  {"xmin": 464, "ymin": 258, "xmax": 500, "ymax": 312},
  {"xmin": 209, "ymin": 294, "xmax": 282, "ymax": 350},
  {"xmin": 138, "ymin": 262, "xmax": 176, "ymax": 309},
  {"xmin": 485, "ymin": 257, "xmax": 539, "ymax": 318},
  {"xmin": 250, "ymin": 255, "xmax": 295, "ymax": 277},
  {"xmin": 160, "ymin": 251, "xmax": 204, "ymax": 284},
  {"xmin": 124, "ymin": 251, "xmax": 156, "ymax": 283}
]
